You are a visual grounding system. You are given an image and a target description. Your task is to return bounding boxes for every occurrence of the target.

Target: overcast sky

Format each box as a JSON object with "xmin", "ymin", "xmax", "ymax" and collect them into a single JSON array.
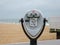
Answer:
[{"xmin": 0, "ymin": 0, "xmax": 60, "ymax": 19}]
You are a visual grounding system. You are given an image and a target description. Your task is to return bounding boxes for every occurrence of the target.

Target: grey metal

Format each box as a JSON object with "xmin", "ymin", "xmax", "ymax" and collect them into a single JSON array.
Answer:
[{"xmin": 23, "ymin": 10, "xmax": 44, "ymax": 38}]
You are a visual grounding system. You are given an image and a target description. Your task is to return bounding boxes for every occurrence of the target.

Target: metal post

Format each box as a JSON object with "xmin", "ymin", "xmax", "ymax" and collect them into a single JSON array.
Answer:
[
  {"xmin": 57, "ymin": 32, "xmax": 60, "ymax": 39},
  {"xmin": 30, "ymin": 39, "xmax": 37, "ymax": 45}
]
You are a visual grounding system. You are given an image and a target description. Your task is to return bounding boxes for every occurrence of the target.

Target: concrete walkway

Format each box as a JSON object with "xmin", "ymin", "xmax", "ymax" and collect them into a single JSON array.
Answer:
[{"xmin": 2, "ymin": 40, "xmax": 60, "ymax": 45}]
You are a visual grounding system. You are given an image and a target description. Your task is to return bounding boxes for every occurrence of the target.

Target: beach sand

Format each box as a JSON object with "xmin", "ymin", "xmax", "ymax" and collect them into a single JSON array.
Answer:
[{"xmin": 0, "ymin": 23, "xmax": 56, "ymax": 44}]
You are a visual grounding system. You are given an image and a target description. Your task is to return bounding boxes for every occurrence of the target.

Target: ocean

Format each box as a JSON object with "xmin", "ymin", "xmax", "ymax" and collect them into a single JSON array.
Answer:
[
  {"xmin": 0, "ymin": 19, "xmax": 20, "ymax": 24},
  {"xmin": 0, "ymin": 19, "xmax": 49, "ymax": 25}
]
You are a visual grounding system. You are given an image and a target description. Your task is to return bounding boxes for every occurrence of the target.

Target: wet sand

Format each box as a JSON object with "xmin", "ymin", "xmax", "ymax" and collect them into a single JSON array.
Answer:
[{"xmin": 0, "ymin": 23, "xmax": 56, "ymax": 44}]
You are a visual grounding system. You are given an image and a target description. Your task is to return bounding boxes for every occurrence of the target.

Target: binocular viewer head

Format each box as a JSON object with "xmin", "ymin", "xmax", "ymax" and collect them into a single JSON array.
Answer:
[
  {"xmin": 21, "ymin": 10, "xmax": 46, "ymax": 39},
  {"xmin": 26, "ymin": 10, "xmax": 40, "ymax": 18}
]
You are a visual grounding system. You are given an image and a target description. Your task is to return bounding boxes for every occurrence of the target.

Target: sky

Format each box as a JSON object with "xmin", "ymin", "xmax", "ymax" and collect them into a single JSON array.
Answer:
[{"xmin": 0, "ymin": 0, "xmax": 60, "ymax": 19}]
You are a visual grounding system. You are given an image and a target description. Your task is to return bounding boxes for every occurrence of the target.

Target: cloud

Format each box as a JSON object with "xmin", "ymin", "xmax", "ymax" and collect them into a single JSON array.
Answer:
[{"xmin": 0, "ymin": 0, "xmax": 60, "ymax": 19}]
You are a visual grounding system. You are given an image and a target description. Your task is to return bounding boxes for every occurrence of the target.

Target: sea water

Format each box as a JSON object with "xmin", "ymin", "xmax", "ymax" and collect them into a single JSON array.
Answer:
[
  {"xmin": 0, "ymin": 19, "xmax": 20, "ymax": 24},
  {"xmin": 0, "ymin": 19, "xmax": 49, "ymax": 25}
]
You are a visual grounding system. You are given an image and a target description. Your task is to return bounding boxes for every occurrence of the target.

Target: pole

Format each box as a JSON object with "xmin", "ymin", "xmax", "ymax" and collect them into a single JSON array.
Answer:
[
  {"xmin": 30, "ymin": 39, "xmax": 37, "ymax": 45},
  {"xmin": 57, "ymin": 32, "xmax": 60, "ymax": 39}
]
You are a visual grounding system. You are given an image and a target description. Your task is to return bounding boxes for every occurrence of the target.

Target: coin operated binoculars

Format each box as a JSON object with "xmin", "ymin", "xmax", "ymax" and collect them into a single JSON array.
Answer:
[{"xmin": 20, "ymin": 10, "xmax": 47, "ymax": 45}]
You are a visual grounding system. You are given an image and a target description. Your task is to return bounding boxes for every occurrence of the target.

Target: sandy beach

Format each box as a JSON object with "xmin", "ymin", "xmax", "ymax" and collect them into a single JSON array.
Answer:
[{"xmin": 0, "ymin": 23, "xmax": 56, "ymax": 44}]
